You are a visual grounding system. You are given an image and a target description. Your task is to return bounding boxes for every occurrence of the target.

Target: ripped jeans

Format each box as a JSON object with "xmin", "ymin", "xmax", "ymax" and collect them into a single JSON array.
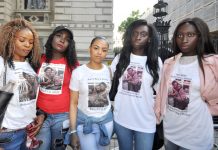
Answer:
[
  {"xmin": 0, "ymin": 129, "xmax": 27, "ymax": 150},
  {"xmin": 35, "ymin": 112, "xmax": 69, "ymax": 150}
]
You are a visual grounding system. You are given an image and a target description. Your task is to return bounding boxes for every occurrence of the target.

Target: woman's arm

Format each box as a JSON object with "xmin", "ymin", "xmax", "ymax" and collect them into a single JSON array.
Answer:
[
  {"xmin": 69, "ymin": 90, "xmax": 78, "ymax": 130},
  {"xmin": 69, "ymin": 90, "xmax": 80, "ymax": 148}
]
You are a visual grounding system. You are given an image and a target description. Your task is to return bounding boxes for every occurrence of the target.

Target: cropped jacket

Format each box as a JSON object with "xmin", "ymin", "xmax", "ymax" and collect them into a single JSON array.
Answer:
[{"xmin": 155, "ymin": 53, "xmax": 218, "ymax": 121}]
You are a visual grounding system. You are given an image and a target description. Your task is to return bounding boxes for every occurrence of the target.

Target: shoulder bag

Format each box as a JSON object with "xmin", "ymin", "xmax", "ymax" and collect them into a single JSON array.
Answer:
[{"xmin": 0, "ymin": 63, "xmax": 14, "ymax": 127}]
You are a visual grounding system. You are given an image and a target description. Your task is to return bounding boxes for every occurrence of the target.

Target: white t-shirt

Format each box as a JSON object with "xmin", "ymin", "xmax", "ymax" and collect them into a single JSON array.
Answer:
[
  {"xmin": 69, "ymin": 64, "xmax": 111, "ymax": 118},
  {"xmin": 110, "ymin": 53, "xmax": 162, "ymax": 133},
  {"xmin": 164, "ymin": 57, "xmax": 213, "ymax": 149},
  {"xmin": 0, "ymin": 56, "xmax": 38, "ymax": 129}
]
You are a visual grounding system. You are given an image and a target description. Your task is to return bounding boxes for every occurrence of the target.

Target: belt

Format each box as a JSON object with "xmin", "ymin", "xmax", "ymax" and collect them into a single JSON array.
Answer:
[{"xmin": 0, "ymin": 127, "xmax": 25, "ymax": 133}]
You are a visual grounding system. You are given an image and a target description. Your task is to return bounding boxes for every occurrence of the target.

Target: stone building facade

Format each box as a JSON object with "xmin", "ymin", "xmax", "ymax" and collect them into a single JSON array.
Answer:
[
  {"xmin": 0, "ymin": 0, "xmax": 114, "ymax": 64},
  {"xmin": 146, "ymin": 0, "xmax": 218, "ymax": 51}
]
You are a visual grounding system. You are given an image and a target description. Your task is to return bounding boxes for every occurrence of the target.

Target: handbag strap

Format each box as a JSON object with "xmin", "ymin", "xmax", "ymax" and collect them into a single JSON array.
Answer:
[{"xmin": 3, "ymin": 63, "xmax": 7, "ymax": 86}]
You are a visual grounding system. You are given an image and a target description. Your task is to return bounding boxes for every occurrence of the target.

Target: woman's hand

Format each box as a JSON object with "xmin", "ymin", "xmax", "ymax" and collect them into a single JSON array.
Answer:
[
  {"xmin": 27, "ymin": 115, "xmax": 45, "ymax": 138},
  {"xmin": 154, "ymin": 107, "xmax": 162, "ymax": 124},
  {"xmin": 70, "ymin": 133, "xmax": 80, "ymax": 150}
]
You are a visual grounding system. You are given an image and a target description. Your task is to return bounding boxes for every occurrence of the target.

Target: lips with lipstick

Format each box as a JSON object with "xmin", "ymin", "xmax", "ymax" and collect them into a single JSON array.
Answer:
[
  {"xmin": 180, "ymin": 45, "xmax": 189, "ymax": 50},
  {"xmin": 23, "ymin": 50, "xmax": 31, "ymax": 54},
  {"xmin": 57, "ymin": 44, "xmax": 64, "ymax": 49}
]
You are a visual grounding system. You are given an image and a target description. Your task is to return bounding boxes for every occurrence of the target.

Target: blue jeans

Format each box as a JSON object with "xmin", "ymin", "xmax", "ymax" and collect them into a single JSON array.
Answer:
[
  {"xmin": 36, "ymin": 112, "xmax": 69, "ymax": 150},
  {"xmin": 114, "ymin": 121, "xmax": 154, "ymax": 150},
  {"xmin": 0, "ymin": 129, "xmax": 27, "ymax": 150},
  {"xmin": 164, "ymin": 138, "xmax": 189, "ymax": 150}
]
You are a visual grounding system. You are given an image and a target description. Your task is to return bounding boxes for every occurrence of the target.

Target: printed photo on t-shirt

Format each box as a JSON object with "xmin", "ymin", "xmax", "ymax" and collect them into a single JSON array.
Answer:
[
  {"xmin": 168, "ymin": 76, "xmax": 191, "ymax": 110},
  {"xmin": 88, "ymin": 82, "xmax": 109, "ymax": 107},
  {"xmin": 38, "ymin": 63, "xmax": 65, "ymax": 95},
  {"xmin": 122, "ymin": 65, "xmax": 143, "ymax": 93},
  {"xmin": 19, "ymin": 72, "xmax": 38, "ymax": 102}
]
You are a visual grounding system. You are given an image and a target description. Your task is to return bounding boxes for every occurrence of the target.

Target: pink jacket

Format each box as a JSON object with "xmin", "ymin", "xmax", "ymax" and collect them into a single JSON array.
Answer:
[{"xmin": 155, "ymin": 53, "xmax": 218, "ymax": 122}]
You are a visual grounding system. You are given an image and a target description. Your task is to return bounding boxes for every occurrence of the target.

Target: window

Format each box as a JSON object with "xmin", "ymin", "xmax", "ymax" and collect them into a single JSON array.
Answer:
[{"xmin": 24, "ymin": 0, "xmax": 46, "ymax": 9}]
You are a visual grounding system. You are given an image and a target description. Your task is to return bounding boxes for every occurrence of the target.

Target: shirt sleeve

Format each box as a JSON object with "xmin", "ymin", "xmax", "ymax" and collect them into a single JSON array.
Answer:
[
  {"xmin": 110, "ymin": 54, "xmax": 120, "ymax": 77},
  {"xmin": 69, "ymin": 67, "xmax": 80, "ymax": 91},
  {"xmin": 0, "ymin": 57, "xmax": 5, "ymax": 88}
]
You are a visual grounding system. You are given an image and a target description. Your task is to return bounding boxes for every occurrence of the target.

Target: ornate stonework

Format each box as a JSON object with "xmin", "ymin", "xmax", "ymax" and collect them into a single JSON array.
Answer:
[{"xmin": 0, "ymin": 0, "xmax": 114, "ymax": 64}]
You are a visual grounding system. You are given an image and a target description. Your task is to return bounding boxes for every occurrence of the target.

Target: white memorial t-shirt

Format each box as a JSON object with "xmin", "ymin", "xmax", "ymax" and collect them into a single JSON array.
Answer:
[
  {"xmin": 69, "ymin": 64, "xmax": 111, "ymax": 118},
  {"xmin": 0, "ymin": 56, "xmax": 38, "ymax": 129},
  {"xmin": 110, "ymin": 53, "xmax": 162, "ymax": 133},
  {"xmin": 164, "ymin": 56, "xmax": 213, "ymax": 149}
]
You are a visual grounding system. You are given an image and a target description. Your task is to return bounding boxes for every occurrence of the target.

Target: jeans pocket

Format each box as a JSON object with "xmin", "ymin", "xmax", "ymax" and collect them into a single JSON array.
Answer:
[
  {"xmin": 0, "ymin": 132, "xmax": 14, "ymax": 144},
  {"xmin": 61, "ymin": 119, "xmax": 69, "ymax": 140}
]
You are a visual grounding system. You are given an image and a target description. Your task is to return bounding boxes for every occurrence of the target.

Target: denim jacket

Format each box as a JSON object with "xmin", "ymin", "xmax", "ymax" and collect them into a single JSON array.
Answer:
[
  {"xmin": 76, "ymin": 109, "xmax": 113, "ymax": 146},
  {"xmin": 64, "ymin": 109, "xmax": 113, "ymax": 145},
  {"xmin": 155, "ymin": 53, "xmax": 218, "ymax": 122}
]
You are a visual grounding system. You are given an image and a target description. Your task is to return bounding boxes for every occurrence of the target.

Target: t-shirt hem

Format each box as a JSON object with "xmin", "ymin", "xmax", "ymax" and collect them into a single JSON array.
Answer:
[
  {"xmin": 114, "ymin": 118, "xmax": 155, "ymax": 133},
  {"xmin": 164, "ymin": 135, "xmax": 212, "ymax": 150},
  {"xmin": 38, "ymin": 107, "xmax": 69, "ymax": 114}
]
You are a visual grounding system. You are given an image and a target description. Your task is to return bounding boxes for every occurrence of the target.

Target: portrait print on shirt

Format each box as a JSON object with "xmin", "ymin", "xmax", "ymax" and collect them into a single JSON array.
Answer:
[
  {"xmin": 38, "ymin": 63, "xmax": 65, "ymax": 95},
  {"xmin": 18, "ymin": 72, "xmax": 38, "ymax": 103},
  {"xmin": 168, "ymin": 76, "xmax": 191, "ymax": 110},
  {"xmin": 88, "ymin": 82, "xmax": 109, "ymax": 108},
  {"xmin": 122, "ymin": 65, "xmax": 143, "ymax": 93}
]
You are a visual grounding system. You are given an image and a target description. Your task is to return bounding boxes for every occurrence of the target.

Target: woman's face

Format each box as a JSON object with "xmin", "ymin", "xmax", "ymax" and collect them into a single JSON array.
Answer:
[
  {"xmin": 131, "ymin": 25, "xmax": 149, "ymax": 51},
  {"xmin": 14, "ymin": 28, "xmax": 34, "ymax": 61},
  {"xmin": 50, "ymin": 70, "xmax": 56, "ymax": 77},
  {"xmin": 100, "ymin": 83, "xmax": 106, "ymax": 91},
  {"xmin": 176, "ymin": 23, "xmax": 199, "ymax": 56},
  {"xmin": 45, "ymin": 68, "xmax": 52, "ymax": 77},
  {"xmin": 89, "ymin": 39, "xmax": 109, "ymax": 64},
  {"xmin": 127, "ymin": 68, "xmax": 133, "ymax": 74},
  {"xmin": 52, "ymin": 30, "xmax": 70, "ymax": 54},
  {"xmin": 95, "ymin": 85, "xmax": 101, "ymax": 92}
]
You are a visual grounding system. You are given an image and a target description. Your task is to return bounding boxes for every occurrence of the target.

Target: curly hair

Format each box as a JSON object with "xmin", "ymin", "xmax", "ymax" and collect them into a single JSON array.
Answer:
[
  {"xmin": 0, "ymin": 18, "xmax": 41, "ymax": 70},
  {"xmin": 171, "ymin": 17, "xmax": 216, "ymax": 77},
  {"xmin": 114, "ymin": 19, "xmax": 160, "ymax": 87},
  {"xmin": 44, "ymin": 27, "xmax": 78, "ymax": 71}
]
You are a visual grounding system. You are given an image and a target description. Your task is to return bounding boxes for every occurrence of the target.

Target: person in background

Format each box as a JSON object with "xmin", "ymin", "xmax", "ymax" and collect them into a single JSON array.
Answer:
[
  {"xmin": 155, "ymin": 17, "xmax": 218, "ymax": 150},
  {"xmin": 110, "ymin": 19, "xmax": 162, "ymax": 150},
  {"xmin": 0, "ymin": 18, "xmax": 43, "ymax": 150},
  {"xmin": 36, "ymin": 26, "xmax": 79, "ymax": 150},
  {"xmin": 69, "ymin": 36, "xmax": 113, "ymax": 150}
]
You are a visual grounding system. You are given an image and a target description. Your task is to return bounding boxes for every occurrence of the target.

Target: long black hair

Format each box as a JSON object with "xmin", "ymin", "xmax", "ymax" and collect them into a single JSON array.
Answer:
[
  {"xmin": 114, "ymin": 19, "xmax": 160, "ymax": 87},
  {"xmin": 44, "ymin": 27, "xmax": 78, "ymax": 71},
  {"xmin": 171, "ymin": 17, "xmax": 216, "ymax": 77}
]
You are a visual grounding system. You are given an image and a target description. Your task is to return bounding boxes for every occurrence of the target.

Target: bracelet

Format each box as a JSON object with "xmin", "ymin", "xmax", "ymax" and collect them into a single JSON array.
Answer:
[{"xmin": 70, "ymin": 130, "xmax": 77, "ymax": 134}]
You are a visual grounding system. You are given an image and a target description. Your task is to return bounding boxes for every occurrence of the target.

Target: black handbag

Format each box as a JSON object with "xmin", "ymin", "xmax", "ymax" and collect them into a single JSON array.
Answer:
[
  {"xmin": 0, "ymin": 64, "xmax": 14, "ymax": 127},
  {"xmin": 152, "ymin": 121, "xmax": 164, "ymax": 150}
]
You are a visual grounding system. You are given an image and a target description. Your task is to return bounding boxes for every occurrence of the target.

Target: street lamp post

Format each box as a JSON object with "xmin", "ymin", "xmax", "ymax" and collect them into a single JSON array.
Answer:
[{"xmin": 153, "ymin": 0, "xmax": 172, "ymax": 62}]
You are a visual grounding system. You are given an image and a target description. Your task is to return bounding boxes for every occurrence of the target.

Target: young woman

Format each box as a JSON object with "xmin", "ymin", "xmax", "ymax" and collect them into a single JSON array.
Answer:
[
  {"xmin": 0, "ymin": 19, "xmax": 43, "ymax": 149},
  {"xmin": 69, "ymin": 36, "xmax": 113, "ymax": 150},
  {"xmin": 155, "ymin": 17, "xmax": 218, "ymax": 150},
  {"xmin": 110, "ymin": 19, "xmax": 162, "ymax": 150},
  {"xmin": 36, "ymin": 26, "xmax": 78, "ymax": 150}
]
